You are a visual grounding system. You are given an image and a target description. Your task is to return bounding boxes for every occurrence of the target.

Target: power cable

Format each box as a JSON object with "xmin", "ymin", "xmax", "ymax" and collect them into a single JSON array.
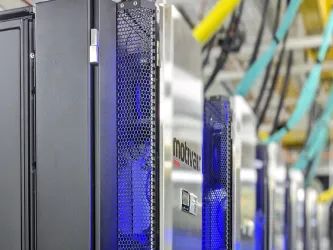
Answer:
[
  {"xmin": 204, "ymin": 0, "xmax": 245, "ymax": 93},
  {"xmin": 177, "ymin": 6, "xmax": 195, "ymax": 30},
  {"xmin": 248, "ymin": 0, "xmax": 271, "ymax": 67},
  {"xmin": 253, "ymin": 0, "xmax": 282, "ymax": 114},
  {"xmin": 220, "ymin": 81, "xmax": 233, "ymax": 95},
  {"xmin": 256, "ymin": 31, "xmax": 289, "ymax": 131},
  {"xmin": 270, "ymin": 51, "xmax": 293, "ymax": 135},
  {"xmin": 203, "ymin": 31, "xmax": 218, "ymax": 67}
]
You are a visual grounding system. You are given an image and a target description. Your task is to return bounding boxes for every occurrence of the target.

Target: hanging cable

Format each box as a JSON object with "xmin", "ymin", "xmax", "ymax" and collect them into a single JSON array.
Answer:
[
  {"xmin": 204, "ymin": 0, "xmax": 245, "ymax": 93},
  {"xmin": 203, "ymin": 32, "xmax": 218, "ymax": 67},
  {"xmin": 264, "ymin": 8, "xmax": 333, "ymax": 144},
  {"xmin": 256, "ymin": 32, "xmax": 289, "ymax": 131},
  {"xmin": 202, "ymin": 27, "xmax": 222, "ymax": 52},
  {"xmin": 257, "ymin": 18, "xmax": 291, "ymax": 129},
  {"xmin": 220, "ymin": 81, "xmax": 233, "ymax": 95},
  {"xmin": 248, "ymin": 0, "xmax": 271, "ymax": 67},
  {"xmin": 304, "ymin": 141, "xmax": 326, "ymax": 187},
  {"xmin": 235, "ymin": 0, "xmax": 302, "ymax": 96},
  {"xmin": 270, "ymin": 51, "xmax": 293, "ymax": 135},
  {"xmin": 292, "ymin": 85, "xmax": 333, "ymax": 172},
  {"xmin": 253, "ymin": 0, "xmax": 283, "ymax": 114},
  {"xmin": 177, "ymin": 6, "xmax": 195, "ymax": 30},
  {"xmin": 306, "ymin": 100, "xmax": 320, "ymax": 140},
  {"xmin": 193, "ymin": 0, "xmax": 241, "ymax": 44},
  {"xmin": 303, "ymin": 102, "xmax": 322, "ymax": 185}
]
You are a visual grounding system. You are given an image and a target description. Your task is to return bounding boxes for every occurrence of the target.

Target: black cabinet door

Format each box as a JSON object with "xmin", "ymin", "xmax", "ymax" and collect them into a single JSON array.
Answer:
[
  {"xmin": 36, "ymin": 1, "xmax": 93, "ymax": 250},
  {"xmin": 0, "ymin": 9, "xmax": 35, "ymax": 250}
]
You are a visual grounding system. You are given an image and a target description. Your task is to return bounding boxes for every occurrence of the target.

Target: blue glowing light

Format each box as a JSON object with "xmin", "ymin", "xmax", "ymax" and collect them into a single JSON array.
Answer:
[
  {"xmin": 202, "ymin": 98, "xmax": 231, "ymax": 250},
  {"xmin": 116, "ymin": 9, "xmax": 155, "ymax": 248}
]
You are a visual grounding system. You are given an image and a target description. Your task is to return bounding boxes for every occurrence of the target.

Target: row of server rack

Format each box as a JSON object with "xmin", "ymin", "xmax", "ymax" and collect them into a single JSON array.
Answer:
[{"xmin": 0, "ymin": 0, "xmax": 332, "ymax": 249}]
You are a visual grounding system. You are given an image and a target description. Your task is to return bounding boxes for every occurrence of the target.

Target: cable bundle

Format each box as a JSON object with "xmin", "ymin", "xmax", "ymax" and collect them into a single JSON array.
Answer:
[
  {"xmin": 291, "ymin": 86, "xmax": 333, "ymax": 186},
  {"xmin": 264, "ymin": 8, "xmax": 333, "ymax": 144},
  {"xmin": 271, "ymin": 51, "xmax": 293, "ymax": 134},
  {"xmin": 235, "ymin": 0, "xmax": 303, "ymax": 96},
  {"xmin": 253, "ymin": 0, "xmax": 282, "ymax": 115},
  {"xmin": 204, "ymin": 0, "xmax": 245, "ymax": 93}
]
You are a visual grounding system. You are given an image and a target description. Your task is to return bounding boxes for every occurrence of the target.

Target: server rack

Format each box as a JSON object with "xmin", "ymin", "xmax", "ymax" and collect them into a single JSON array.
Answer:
[
  {"xmin": 288, "ymin": 170, "xmax": 305, "ymax": 250},
  {"xmin": 0, "ymin": 7, "xmax": 35, "ymax": 250},
  {"xmin": 36, "ymin": 0, "xmax": 160, "ymax": 249},
  {"xmin": 255, "ymin": 145, "xmax": 269, "ymax": 250},
  {"xmin": 232, "ymin": 96, "xmax": 257, "ymax": 250},
  {"xmin": 159, "ymin": 5, "xmax": 203, "ymax": 249},
  {"xmin": 305, "ymin": 187, "xmax": 320, "ymax": 250},
  {"xmin": 317, "ymin": 193, "xmax": 333, "ymax": 250},
  {"xmin": 36, "ymin": 0, "xmax": 204, "ymax": 249},
  {"xmin": 203, "ymin": 96, "xmax": 233, "ymax": 250},
  {"xmin": 268, "ymin": 144, "xmax": 287, "ymax": 250}
]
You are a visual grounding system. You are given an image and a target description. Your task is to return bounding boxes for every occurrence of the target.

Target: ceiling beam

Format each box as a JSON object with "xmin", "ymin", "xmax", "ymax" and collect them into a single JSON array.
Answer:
[
  {"xmin": 204, "ymin": 61, "xmax": 333, "ymax": 81},
  {"xmin": 210, "ymin": 34, "xmax": 332, "ymax": 60}
]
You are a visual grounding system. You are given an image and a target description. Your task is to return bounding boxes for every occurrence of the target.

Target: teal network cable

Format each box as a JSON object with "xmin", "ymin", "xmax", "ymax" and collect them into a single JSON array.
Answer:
[
  {"xmin": 235, "ymin": 0, "xmax": 302, "ymax": 96},
  {"xmin": 304, "ymin": 142, "xmax": 326, "ymax": 188},
  {"xmin": 263, "ymin": 9, "xmax": 333, "ymax": 144},
  {"xmin": 292, "ymin": 86, "xmax": 333, "ymax": 170},
  {"xmin": 293, "ymin": 128, "xmax": 329, "ymax": 171},
  {"xmin": 302, "ymin": 90, "xmax": 333, "ymax": 150}
]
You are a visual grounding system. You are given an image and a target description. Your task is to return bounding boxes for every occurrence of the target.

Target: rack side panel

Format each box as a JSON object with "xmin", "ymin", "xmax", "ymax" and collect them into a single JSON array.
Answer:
[
  {"xmin": 94, "ymin": 0, "xmax": 118, "ymax": 249},
  {"xmin": 0, "ymin": 26, "xmax": 22, "ymax": 250},
  {"xmin": 36, "ymin": 1, "xmax": 92, "ymax": 250}
]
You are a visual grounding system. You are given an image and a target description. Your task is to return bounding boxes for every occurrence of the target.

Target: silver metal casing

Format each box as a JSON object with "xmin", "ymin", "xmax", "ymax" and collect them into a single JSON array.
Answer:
[
  {"xmin": 305, "ymin": 187, "xmax": 320, "ymax": 250},
  {"xmin": 268, "ymin": 143, "xmax": 287, "ymax": 250},
  {"xmin": 317, "ymin": 195, "xmax": 332, "ymax": 250},
  {"xmin": 159, "ymin": 4, "xmax": 203, "ymax": 250},
  {"xmin": 289, "ymin": 169, "xmax": 305, "ymax": 250},
  {"xmin": 232, "ymin": 96, "xmax": 257, "ymax": 249}
]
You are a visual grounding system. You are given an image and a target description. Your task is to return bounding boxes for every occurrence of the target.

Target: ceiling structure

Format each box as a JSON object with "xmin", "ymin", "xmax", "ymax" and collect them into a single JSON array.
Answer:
[
  {"xmin": 200, "ymin": 0, "xmax": 331, "ymax": 135},
  {"xmin": 0, "ymin": 0, "xmax": 331, "ymax": 140},
  {"xmin": 0, "ymin": 0, "xmax": 31, "ymax": 9}
]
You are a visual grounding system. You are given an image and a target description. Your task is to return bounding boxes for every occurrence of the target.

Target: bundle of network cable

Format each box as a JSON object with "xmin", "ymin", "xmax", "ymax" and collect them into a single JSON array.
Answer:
[
  {"xmin": 235, "ymin": 2, "xmax": 333, "ymax": 144},
  {"xmin": 292, "ymin": 86, "xmax": 333, "ymax": 186},
  {"xmin": 235, "ymin": 0, "xmax": 303, "ymax": 96}
]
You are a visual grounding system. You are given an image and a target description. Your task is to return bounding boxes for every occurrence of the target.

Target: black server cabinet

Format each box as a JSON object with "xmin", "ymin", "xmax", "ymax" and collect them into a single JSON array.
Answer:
[
  {"xmin": 36, "ymin": 0, "xmax": 158, "ymax": 250},
  {"xmin": 0, "ymin": 7, "xmax": 35, "ymax": 250}
]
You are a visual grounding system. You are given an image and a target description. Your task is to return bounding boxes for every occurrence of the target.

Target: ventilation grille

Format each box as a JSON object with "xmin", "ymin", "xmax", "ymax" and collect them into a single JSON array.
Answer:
[
  {"xmin": 116, "ymin": 3, "xmax": 157, "ymax": 250},
  {"xmin": 203, "ymin": 97, "xmax": 232, "ymax": 250}
]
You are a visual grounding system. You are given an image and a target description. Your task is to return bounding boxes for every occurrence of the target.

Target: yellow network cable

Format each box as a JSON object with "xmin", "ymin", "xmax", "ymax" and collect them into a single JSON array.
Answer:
[{"xmin": 193, "ymin": 0, "xmax": 241, "ymax": 44}]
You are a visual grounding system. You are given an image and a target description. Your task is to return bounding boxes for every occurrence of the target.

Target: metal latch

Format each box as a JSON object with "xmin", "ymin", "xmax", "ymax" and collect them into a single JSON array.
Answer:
[{"xmin": 90, "ymin": 29, "xmax": 99, "ymax": 65}]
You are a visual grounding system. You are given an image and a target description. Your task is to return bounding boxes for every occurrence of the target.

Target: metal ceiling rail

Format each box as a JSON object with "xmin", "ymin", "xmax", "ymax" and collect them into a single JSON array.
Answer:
[
  {"xmin": 210, "ymin": 34, "xmax": 333, "ymax": 59},
  {"xmin": 204, "ymin": 61, "xmax": 333, "ymax": 81}
]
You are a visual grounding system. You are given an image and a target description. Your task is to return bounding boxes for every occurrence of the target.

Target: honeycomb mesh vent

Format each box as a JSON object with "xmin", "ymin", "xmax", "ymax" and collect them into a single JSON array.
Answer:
[
  {"xmin": 203, "ymin": 97, "xmax": 232, "ymax": 250},
  {"xmin": 116, "ymin": 3, "xmax": 157, "ymax": 249}
]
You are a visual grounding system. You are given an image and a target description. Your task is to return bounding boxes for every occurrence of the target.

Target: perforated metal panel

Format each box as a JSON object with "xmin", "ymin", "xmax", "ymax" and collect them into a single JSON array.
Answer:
[
  {"xmin": 116, "ymin": 2, "xmax": 158, "ymax": 249},
  {"xmin": 203, "ymin": 96, "xmax": 232, "ymax": 250}
]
